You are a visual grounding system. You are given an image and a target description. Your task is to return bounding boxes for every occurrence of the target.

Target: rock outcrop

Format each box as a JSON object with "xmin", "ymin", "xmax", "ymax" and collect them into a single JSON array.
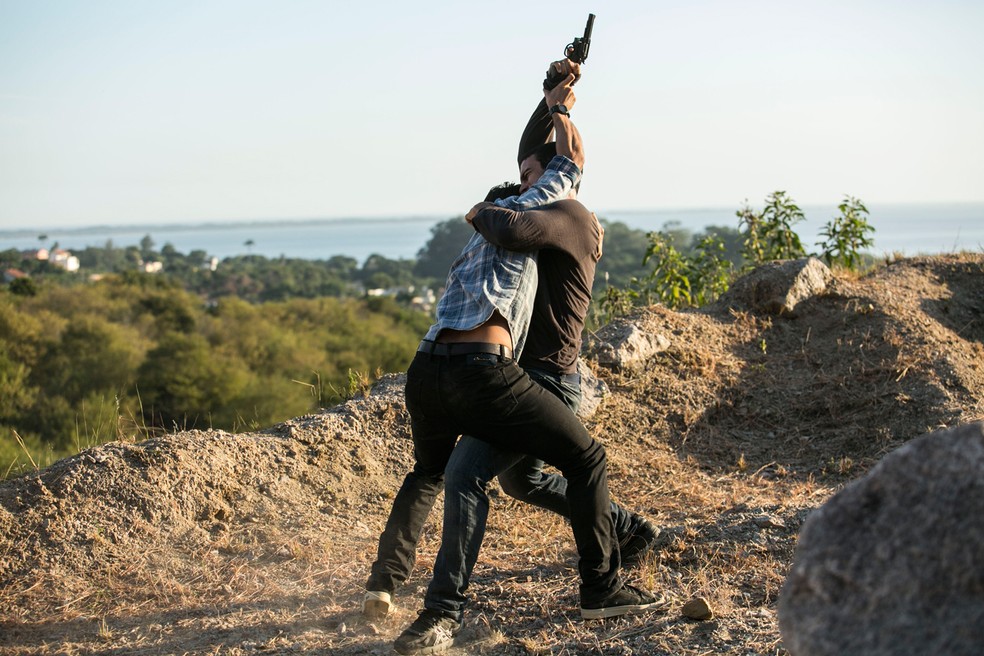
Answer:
[
  {"xmin": 719, "ymin": 257, "xmax": 833, "ymax": 316},
  {"xmin": 584, "ymin": 318, "xmax": 670, "ymax": 371},
  {"xmin": 778, "ymin": 422, "xmax": 984, "ymax": 656}
]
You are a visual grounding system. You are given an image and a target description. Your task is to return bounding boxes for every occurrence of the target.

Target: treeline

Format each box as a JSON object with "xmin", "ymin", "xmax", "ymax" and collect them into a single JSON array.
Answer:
[
  {"xmin": 0, "ymin": 214, "xmax": 732, "ymax": 478},
  {"xmin": 2, "ymin": 218, "xmax": 736, "ymax": 309},
  {"xmin": 0, "ymin": 274, "xmax": 432, "ymax": 477},
  {"xmin": 3, "ymin": 197, "xmax": 863, "ymax": 478}
]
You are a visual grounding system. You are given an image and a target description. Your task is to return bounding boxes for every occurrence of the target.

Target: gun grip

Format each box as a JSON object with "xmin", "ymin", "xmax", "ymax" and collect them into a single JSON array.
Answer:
[
  {"xmin": 542, "ymin": 69, "xmax": 581, "ymax": 91},
  {"xmin": 543, "ymin": 70, "xmax": 563, "ymax": 91}
]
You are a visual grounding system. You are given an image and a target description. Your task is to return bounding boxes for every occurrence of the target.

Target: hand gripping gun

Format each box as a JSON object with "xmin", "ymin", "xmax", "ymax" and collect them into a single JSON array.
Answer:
[{"xmin": 543, "ymin": 13, "xmax": 595, "ymax": 91}]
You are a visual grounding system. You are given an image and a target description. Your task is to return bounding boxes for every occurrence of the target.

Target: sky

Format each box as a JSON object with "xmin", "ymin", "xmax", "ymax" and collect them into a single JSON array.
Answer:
[{"xmin": 1, "ymin": 0, "xmax": 982, "ymax": 229}]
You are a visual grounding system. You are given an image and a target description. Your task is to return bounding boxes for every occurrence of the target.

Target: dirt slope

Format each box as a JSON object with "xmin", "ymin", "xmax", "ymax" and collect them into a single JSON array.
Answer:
[{"xmin": 1, "ymin": 254, "xmax": 982, "ymax": 655}]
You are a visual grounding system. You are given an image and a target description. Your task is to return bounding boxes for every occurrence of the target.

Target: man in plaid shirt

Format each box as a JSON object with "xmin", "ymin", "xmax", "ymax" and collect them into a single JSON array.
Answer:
[{"xmin": 366, "ymin": 61, "xmax": 659, "ymax": 655}]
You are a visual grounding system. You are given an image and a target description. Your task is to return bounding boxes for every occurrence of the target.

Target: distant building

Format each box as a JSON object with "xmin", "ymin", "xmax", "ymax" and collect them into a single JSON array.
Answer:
[
  {"xmin": 364, "ymin": 285, "xmax": 437, "ymax": 313},
  {"xmin": 49, "ymin": 249, "xmax": 80, "ymax": 273},
  {"xmin": 410, "ymin": 288, "xmax": 437, "ymax": 313},
  {"xmin": 3, "ymin": 268, "xmax": 27, "ymax": 283},
  {"xmin": 142, "ymin": 261, "xmax": 164, "ymax": 274},
  {"xmin": 21, "ymin": 248, "xmax": 49, "ymax": 261}
]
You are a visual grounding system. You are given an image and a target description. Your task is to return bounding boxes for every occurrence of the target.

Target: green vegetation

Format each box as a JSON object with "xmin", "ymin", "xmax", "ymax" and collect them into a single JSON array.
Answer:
[
  {"xmin": 1, "ymin": 197, "xmax": 875, "ymax": 477},
  {"xmin": 818, "ymin": 196, "xmax": 875, "ymax": 269},
  {"xmin": 739, "ymin": 190, "xmax": 807, "ymax": 264},
  {"xmin": 602, "ymin": 192, "xmax": 875, "ymax": 314},
  {"xmin": 0, "ymin": 276, "xmax": 430, "ymax": 478}
]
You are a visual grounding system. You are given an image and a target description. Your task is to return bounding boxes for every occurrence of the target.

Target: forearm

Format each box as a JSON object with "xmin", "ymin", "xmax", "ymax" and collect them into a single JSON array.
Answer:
[
  {"xmin": 552, "ymin": 112, "xmax": 584, "ymax": 171},
  {"xmin": 517, "ymin": 99, "xmax": 552, "ymax": 165},
  {"xmin": 472, "ymin": 206, "xmax": 549, "ymax": 252}
]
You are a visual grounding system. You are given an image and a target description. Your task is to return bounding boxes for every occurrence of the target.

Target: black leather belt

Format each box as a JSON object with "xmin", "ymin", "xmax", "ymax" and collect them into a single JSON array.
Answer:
[{"xmin": 418, "ymin": 340, "xmax": 513, "ymax": 360}]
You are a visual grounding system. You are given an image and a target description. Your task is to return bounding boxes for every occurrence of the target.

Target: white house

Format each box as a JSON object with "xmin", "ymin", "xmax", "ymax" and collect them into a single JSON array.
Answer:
[{"xmin": 50, "ymin": 249, "xmax": 80, "ymax": 273}]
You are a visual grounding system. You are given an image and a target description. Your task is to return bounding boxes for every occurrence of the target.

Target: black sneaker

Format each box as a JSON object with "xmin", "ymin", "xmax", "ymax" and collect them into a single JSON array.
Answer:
[
  {"xmin": 393, "ymin": 609, "xmax": 463, "ymax": 655},
  {"xmin": 620, "ymin": 514, "xmax": 660, "ymax": 568},
  {"xmin": 580, "ymin": 584, "xmax": 666, "ymax": 620}
]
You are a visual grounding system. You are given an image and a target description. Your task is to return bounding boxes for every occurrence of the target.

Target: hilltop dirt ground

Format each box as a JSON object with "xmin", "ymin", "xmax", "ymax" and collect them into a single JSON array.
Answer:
[{"xmin": 1, "ymin": 254, "xmax": 983, "ymax": 655}]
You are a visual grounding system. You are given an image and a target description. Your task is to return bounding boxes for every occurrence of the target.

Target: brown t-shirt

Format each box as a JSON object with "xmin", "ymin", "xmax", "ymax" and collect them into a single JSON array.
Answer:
[{"xmin": 471, "ymin": 198, "xmax": 602, "ymax": 375}]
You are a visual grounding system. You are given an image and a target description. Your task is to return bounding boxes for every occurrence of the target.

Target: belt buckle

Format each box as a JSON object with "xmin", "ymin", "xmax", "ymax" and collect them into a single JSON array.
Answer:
[{"xmin": 464, "ymin": 352, "xmax": 499, "ymax": 367}]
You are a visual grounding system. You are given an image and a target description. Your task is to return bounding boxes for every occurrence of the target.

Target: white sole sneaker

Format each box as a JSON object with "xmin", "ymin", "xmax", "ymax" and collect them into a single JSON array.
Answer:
[
  {"xmin": 363, "ymin": 590, "xmax": 392, "ymax": 618},
  {"xmin": 580, "ymin": 593, "xmax": 668, "ymax": 620}
]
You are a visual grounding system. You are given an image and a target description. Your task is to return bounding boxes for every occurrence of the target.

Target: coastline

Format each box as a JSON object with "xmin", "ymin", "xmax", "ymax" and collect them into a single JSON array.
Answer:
[{"xmin": 2, "ymin": 202, "xmax": 982, "ymax": 263}]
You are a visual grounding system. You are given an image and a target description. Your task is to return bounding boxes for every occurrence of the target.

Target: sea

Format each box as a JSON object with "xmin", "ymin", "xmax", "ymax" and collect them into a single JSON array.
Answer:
[{"xmin": 2, "ymin": 202, "xmax": 982, "ymax": 265}]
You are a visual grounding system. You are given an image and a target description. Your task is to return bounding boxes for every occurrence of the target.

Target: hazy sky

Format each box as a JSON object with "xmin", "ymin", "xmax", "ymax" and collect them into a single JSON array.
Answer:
[{"xmin": 1, "ymin": 0, "xmax": 982, "ymax": 229}]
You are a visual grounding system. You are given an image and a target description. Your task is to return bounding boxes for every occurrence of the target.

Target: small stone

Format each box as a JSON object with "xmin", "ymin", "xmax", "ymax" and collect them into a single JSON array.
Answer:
[
  {"xmin": 754, "ymin": 515, "xmax": 786, "ymax": 529},
  {"xmin": 682, "ymin": 597, "xmax": 713, "ymax": 620}
]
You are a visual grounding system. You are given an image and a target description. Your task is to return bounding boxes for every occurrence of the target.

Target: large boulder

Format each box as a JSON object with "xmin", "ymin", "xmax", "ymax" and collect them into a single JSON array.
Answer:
[
  {"xmin": 720, "ymin": 257, "xmax": 833, "ymax": 316},
  {"xmin": 576, "ymin": 358, "xmax": 609, "ymax": 419},
  {"xmin": 584, "ymin": 318, "xmax": 670, "ymax": 372},
  {"xmin": 778, "ymin": 422, "xmax": 984, "ymax": 656}
]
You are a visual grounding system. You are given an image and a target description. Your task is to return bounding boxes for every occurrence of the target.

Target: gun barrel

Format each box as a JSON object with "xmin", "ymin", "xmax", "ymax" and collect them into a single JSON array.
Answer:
[{"xmin": 583, "ymin": 13, "xmax": 595, "ymax": 40}]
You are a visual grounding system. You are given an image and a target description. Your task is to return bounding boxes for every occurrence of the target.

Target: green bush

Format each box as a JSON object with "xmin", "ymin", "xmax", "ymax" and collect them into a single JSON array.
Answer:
[
  {"xmin": 739, "ymin": 191, "xmax": 807, "ymax": 265},
  {"xmin": 600, "ymin": 191, "xmax": 874, "ymax": 318},
  {"xmin": 818, "ymin": 196, "xmax": 875, "ymax": 270}
]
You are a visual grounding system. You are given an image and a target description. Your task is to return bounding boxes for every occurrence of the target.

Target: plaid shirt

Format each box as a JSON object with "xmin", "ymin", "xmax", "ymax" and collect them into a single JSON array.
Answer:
[{"xmin": 423, "ymin": 155, "xmax": 581, "ymax": 359}]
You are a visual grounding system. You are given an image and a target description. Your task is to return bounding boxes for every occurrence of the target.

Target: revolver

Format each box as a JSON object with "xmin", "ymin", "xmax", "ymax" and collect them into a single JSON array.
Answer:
[{"xmin": 543, "ymin": 13, "xmax": 595, "ymax": 91}]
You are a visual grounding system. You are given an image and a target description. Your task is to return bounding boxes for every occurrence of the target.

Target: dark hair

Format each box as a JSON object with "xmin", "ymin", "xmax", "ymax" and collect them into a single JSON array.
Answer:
[
  {"xmin": 520, "ymin": 142, "xmax": 558, "ymax": 170},
  {"xmin": 484, "ymin": 182, "xmax": 521, "ymax": 203},
  {"xmin": 519, "ymin": 141, "xmax": 581, "ymax": 193}
]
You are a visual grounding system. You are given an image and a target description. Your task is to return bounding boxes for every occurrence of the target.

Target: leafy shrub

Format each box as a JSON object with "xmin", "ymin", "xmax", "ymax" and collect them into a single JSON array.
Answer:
[
  {"xmin": 739, "ymin": 191, "xmax": 807, "ymax": 265},
  {"xmin": 818, "ymin": 196, "xmax": 875, "ymax": 270}
]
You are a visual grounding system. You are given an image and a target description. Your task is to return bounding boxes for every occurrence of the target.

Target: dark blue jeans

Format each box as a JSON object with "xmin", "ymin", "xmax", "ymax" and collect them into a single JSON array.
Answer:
[
  {"xmin": 424, "ymin": 368, "xmax": 635, "ymax": 618},
  {"xmin": 367, "ymin": 352, "xmax": 621, "ymax": 607}
]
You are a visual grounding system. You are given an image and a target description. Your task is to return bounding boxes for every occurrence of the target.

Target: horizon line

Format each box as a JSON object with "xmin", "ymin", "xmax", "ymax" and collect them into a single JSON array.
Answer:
[{"xmin": 2, "ymin": 199, "xmax": 984, "ymax": 237}]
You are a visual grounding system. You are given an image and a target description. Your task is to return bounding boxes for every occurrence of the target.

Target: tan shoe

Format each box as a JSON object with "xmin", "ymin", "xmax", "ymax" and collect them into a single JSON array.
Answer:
[{"xmin": 362, "ymin": 590, "xmax": 393, "ymax": 619}]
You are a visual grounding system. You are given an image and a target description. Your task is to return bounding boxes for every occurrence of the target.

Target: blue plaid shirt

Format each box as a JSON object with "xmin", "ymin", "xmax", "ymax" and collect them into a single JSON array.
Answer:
[{"xmin": 423, "ymin": 155, "xmax": 581, "ymax": 359}]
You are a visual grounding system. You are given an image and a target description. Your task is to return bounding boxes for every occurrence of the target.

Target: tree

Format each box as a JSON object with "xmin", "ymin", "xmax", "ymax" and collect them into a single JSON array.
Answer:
[
  {"xmin": 594, "ymin": 219, "xmax": 649, "ymax": 290},
  {"xmin": 359, "ymin": 254, "xmax": 414, "ymax": 288},
  {"xmin": 137, "ymin": 333, "xmax": 248, "ymax": 430},
  {"xmin": 9, "ymin": 277, "xmax": 37, "ymax": 296},
  {"xmin": 139, "ymin": 234, "xmax": 156, "ymax": 258},
  {"xmin": 414, "ymin": 218, "xmax": 474, "ymax": 280}
]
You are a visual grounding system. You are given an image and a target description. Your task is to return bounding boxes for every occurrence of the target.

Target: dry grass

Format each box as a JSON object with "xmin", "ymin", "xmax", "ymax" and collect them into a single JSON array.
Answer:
[{"xmin": 1, "ymin": 254, "xmax": 983, "ymax": 655}]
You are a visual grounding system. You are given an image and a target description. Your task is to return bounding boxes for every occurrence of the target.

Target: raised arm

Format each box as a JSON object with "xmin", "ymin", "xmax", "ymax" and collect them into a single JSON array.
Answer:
[
  {"xmin": 517, "ymin": 98, "xmax": 551, "ymax": 167},
  {"xmin": 545, "ymin": 72, "xmax": 584, "ymax": 170},
  {"xmin": 517, "ymin": 60, "xmax": 582, "ymax": 165}
]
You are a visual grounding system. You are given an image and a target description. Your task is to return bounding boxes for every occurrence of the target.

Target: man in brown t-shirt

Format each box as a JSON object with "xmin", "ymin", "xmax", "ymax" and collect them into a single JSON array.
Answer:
[{"xmin": 365, "ymin": 61, "xmax": 662, "ymax": 651}]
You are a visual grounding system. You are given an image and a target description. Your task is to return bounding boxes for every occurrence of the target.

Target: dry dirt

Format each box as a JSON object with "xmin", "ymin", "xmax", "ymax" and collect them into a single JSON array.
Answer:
[{"xmin": 2, "ymin": 254, "xmax": 983, "ymax": 655}]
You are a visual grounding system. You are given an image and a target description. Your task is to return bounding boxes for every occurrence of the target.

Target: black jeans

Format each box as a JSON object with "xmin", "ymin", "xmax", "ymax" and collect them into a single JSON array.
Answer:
[
  {"xmin": 423, "ymin": 368, "xmax": 635, "ymax": 618},
  {"xmin": 368, "ymin": 350, "xmax": 621, "ymax": 603}
]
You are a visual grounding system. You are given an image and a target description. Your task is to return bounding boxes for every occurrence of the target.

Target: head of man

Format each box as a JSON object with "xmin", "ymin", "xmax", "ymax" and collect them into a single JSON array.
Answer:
[
  {"xmin": 518, "ymin": 142, "xmax": 556, "ymax": 194},
  {"xmin": 519, "ymin": 142, "xmax": 581, "ymax": 197},
  {"xmin": 485, "ymin": 182, "xmax": 522, "ymax": 203}
]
